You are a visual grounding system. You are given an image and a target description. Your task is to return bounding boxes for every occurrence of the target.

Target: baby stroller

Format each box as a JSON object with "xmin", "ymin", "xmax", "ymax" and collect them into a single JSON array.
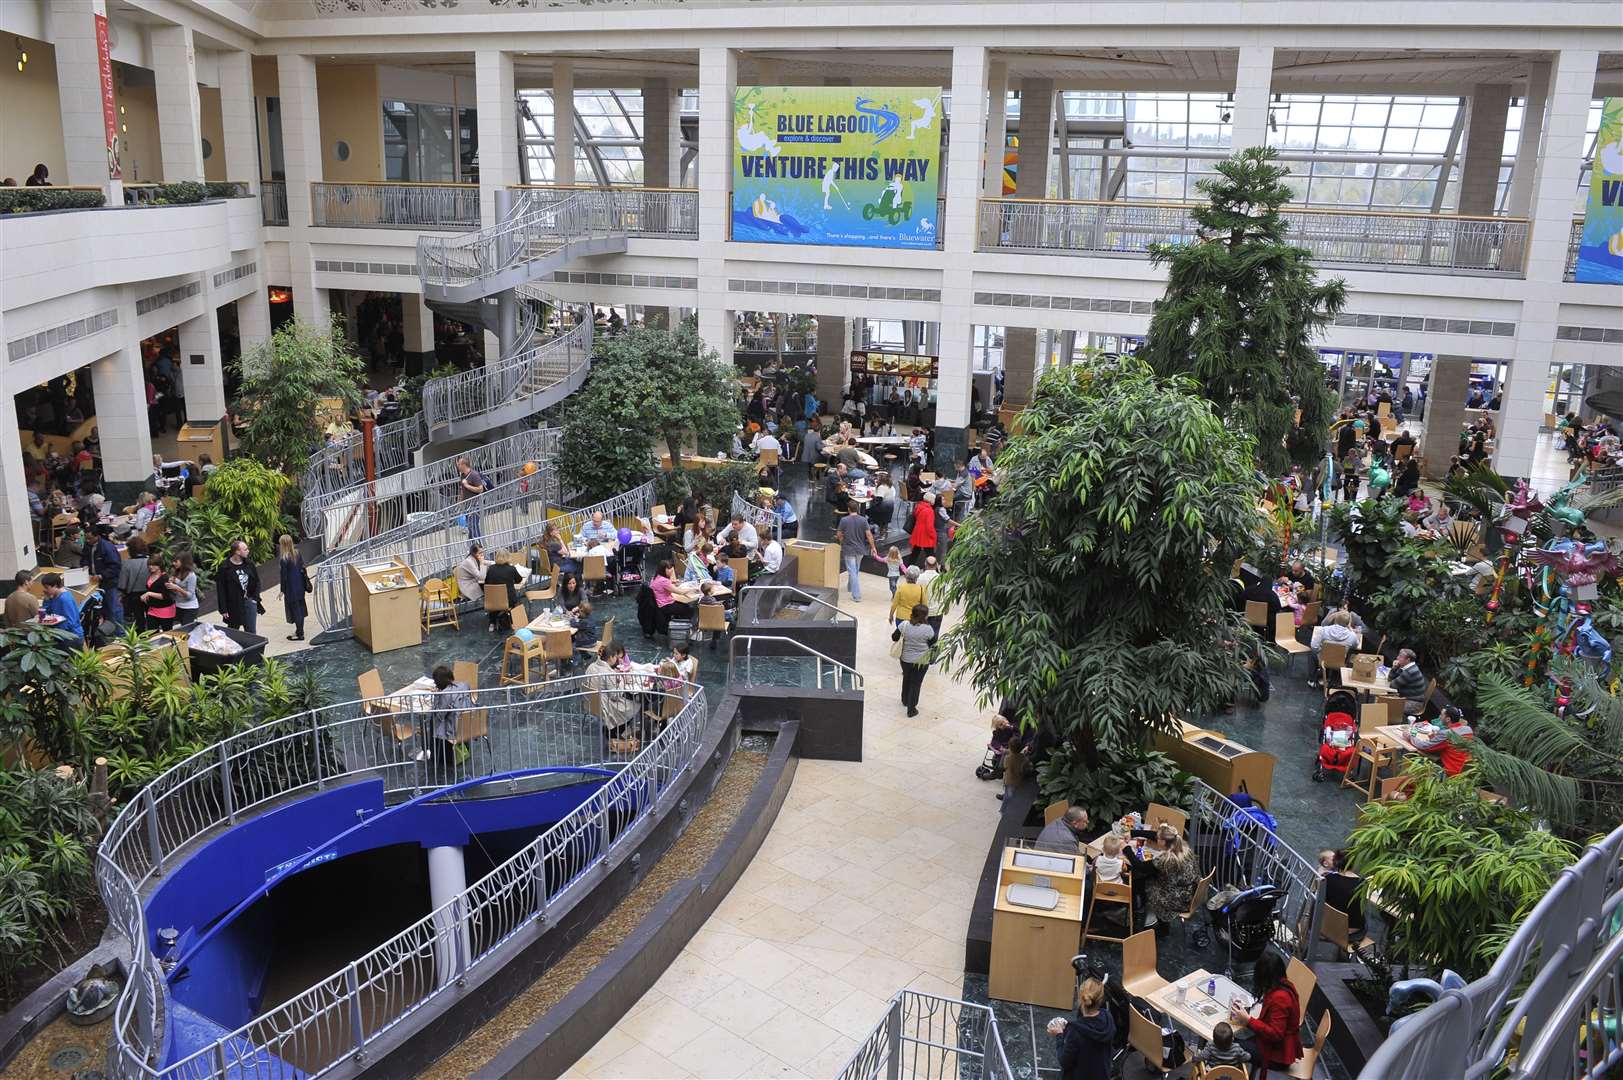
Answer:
[
  {"xmin": 1210, "ymin": 884, "xmax": 1286, "ymax": 972},
  {"xmin": 974, "ymin": 743, "xmax": 1004, "ymax": 781},
  {"xmin": 1315, "ymin": 691, "xmax": 1360, "ymax": 782}
]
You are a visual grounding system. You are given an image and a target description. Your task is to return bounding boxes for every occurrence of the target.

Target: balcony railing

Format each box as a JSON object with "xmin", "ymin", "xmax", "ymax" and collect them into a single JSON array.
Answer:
[
  {"xmin": 311, "ymin": 181, "xmax": 480, "ymax": 229},
  {"xmin": 1566, "ymin": 217, "xmax": 1584, "ymax": 282},
  {"xmin": 261, "ymin": 180, "xmax": 287, "ymax": 226},
  {"xmin": 978, "ymin": 198, "xmax": 1532, "ymax": 276},
  {"xmin": 508, "ymin": 185, "xmax": 698, "ymax": 239}
]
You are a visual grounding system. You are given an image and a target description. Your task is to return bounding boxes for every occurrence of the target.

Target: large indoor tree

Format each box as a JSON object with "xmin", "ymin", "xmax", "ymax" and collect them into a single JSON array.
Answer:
[
  {"xmin": 936, "ymin": 357, "xmax": 1263, "ymax": 821},
  {"xmin": 1140, "ymin": 147, "xmax": 1346, "ymax": 474},
  {"xmin": 559, "ymin": 320, "xmax": 738, "ymax": 502},
  {"xmin": 233, "ymin": 317, "xmax": 365, "ymax": 475}
]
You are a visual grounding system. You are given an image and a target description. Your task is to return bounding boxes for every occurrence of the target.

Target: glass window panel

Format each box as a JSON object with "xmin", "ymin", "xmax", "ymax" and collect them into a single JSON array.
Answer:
[
  {"xmin": 1346, "ymin": 126, "xmax": 1384, "ymax": 152},
  {"xmin": 1318, "ymin": 126, "xmax": 1352, "ymax": 149},
  {"xmin": 1281, "ymin": 100, "xmax": 1320, "ymax": 125},
  {"xmin": 1412, "ymin": 128, "xmax": 1451, "ymax": 155},
  {"xmin": 1320, "ymin": 101, "xmax": 1355, "ymax": 126},
  {"xmin": 1353, "ymin": 102, "xmax": 1391, "ymax": 127},
  {"xmin": 1388, "ymin": 103, "xmax": 1424, "ymax": 126},
  {"xmin": 1421, "ymin": 103, "xmax": 1459, "ymax": 127},
  {"xmin": 1382, "ymin": 127, "xmax": 1418, "ymax": 154}
]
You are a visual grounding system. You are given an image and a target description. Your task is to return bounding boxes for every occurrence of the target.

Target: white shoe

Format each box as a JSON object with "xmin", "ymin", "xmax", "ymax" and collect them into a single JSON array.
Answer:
[{"xmin": 413, "ymin": 750, "xmax": 431, "ymax": 762}]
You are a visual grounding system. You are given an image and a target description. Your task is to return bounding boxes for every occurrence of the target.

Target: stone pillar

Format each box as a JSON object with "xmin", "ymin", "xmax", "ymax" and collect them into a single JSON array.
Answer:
[
  {"xmin": 815, "ymin": 316, "xmax": 848, "ymax": 412},
  {"xmin": 237, "ymin": 289, "xmax": 272, "ymax": 356},
  {"xmin": 1420, "ymin": 355, "xmax": 1472, "ymax": 480},
  {"xmin": 49, "ymin": 0, "xmax": 121, "ymax": 202},
  {"xmin": 983, "ymin": 61, "xmax": 1008, "ymax": 199},
  {"xmin": 277, "ymin": 55, "xmax": 327, "ymax": 323},
  {"xmin": 643, "ymin": 77, "xmax": 678, "ymax": 188},
  {"xmin": 476, "ymin": 50, "xmax": 517, "ymax": 229},
  {"xmin": 1506, "ymin": 62, "xmax": 1552, "ymax": 217},
  {"xmin": 1523, "ymin": 50, "xmax": 1598, "ymax": 286},
  {"xmin": 151, "ymin": 24, "xmax": 204, "ymax": 182},
  {"xmin": 938, "ymin": 45, "xmax": 991, "ymax": 468},
  {"xmin": 1001, "ymin": 327, "xmax": 1038, "ymax": 407},
  {"xmin": 553, "ymin": 62, "xmax": 575, "ymax": 186},
  {"xmin": 179, "ymin": 307, "xmax": 227, "ymax": 423},
  {"xmin": 1015, "ymin": 79, "xmax": 1054, "ymax": 200},
  {"xmin": 219, "ymin": 50, "xmax": 259, "ymax": 192},
  {"xmin": 699, "ymin": 309, "xmax": 734, "ymax": 370},
  {"xmin": 0, "ymin": 354, "xmax": 38, "ymax": 577},
  {"xmin": 1458, "ymin": 84, "xmax": 1511, "ymax": 217},
  {"xmin": 697, "ymin": 47, "xmax": 735, "ymax": 373},
  {"xmin": 402, "ymin": 294, "xmax": 437, "ymax": 375},
  {"xmin": 426, "ymin": 844, "xmax": 469, "ymax": 989},
  {"xmin": 91, "ymin": 344, "xmax": 153, "ymax": 483},
  {"xmin": 1230, "ymin": 46, "xmax": 1275, "ymax": 151}
]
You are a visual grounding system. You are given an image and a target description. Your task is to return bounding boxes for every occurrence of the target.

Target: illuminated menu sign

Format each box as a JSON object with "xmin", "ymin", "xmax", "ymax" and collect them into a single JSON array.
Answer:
[{"xmin": 848, "ymin": 350, "xmax": 938, "ymax": 378}]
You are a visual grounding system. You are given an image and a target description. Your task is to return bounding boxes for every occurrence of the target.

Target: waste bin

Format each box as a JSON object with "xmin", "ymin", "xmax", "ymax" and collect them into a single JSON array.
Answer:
[{"xmin": 177, "ymin": 622, "xmax": 269, "ymax": 679}]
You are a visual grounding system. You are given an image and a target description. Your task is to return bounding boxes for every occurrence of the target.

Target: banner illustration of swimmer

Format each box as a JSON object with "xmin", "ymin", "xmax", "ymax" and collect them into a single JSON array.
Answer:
[
  {"xmin": 1576, "ymin": 97, "xmax": 1623, "ymax": 284},
  {"xmin": 732, "ymin": 85, "xmax": 942, "ymax": 250}
]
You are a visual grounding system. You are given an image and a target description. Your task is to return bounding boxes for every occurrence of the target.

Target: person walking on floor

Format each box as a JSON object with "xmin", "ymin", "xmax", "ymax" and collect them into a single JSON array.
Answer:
[
  {"xmin": 215, "ymin": 539, "xmax": 263, "ymax": 634},
  {"xmin": 837, "ymin": 503, "xmax": 879, "ymax": 602},
  {"xmin": 909, "ymin": 490, "xmax": 938, "ymax": 566},
  {"xmin": 892, "ymin": 602, "xmax": 936, "ymax": 717},
  {"xmin": 278, "ymin": 534, "xmax": 309, "ymax": 641}
]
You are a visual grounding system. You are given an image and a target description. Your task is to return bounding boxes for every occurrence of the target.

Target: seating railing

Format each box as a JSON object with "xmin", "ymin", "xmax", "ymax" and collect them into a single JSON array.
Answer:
[
  {"xmin": 419, "ymin": 319, "xmax": 590, "ymax": 434},
  {"xmin": 1565, "ymin": 217, "xmax": 1584, "ymax": 282},
  {"xmin": 506, "ymin": 185, "xmax": 699, "ymax": 239},
  {"xmin": 417, "ymin": 189, "xmax": 627, "ymax": 292},
  {"xmin": 311, "ymin": 181, "xmax": 480, "ymax": 229},
  {"xmin": 727, "ymin": 634, "xmax": 864, "ymax": 693},
  {"xmin": 730, "ymin": 491, "xmax": 783, "ymax": 540},
  {"xmin": 836, "ymin": 990, "xmax": 1014, "ymax": 1080},
  {"xmin": 977, "ymin": 198, "xmax": 1532, "ymax": 276},
  {"xmin": 1359, "ymin": 823, "xmax": 1623, "ymax": 1079},
  {"xmin": 98, "ymin": 675, "xmax": 708, "ymax": 1080},
  {"xmin": 260, "ymin": 180, "xmax": 287, "ymax": 226}
]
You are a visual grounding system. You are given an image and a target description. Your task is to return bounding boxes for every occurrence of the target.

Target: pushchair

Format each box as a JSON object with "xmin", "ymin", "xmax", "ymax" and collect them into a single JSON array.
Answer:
[
  {"xmin": 1314, "ymin": 690, "xmax": 1360, "ymax": 782},
  {"xmin": 974, "ymin": 742, "xmax": 1004, "ymax": 781},
  {"xmin": 1210, "ymin": 884, "xmax": 1286, "ymax": 972}
]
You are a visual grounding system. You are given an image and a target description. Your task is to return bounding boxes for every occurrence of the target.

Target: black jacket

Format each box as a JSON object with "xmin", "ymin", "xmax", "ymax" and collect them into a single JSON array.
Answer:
[
  {"xmin": 215, "ymin": 557, "xmax": 261, "ymax": 626},
  {"xmin": 1056, "ymin": 1009, "xmax": 1116, "ymax": 1080}
]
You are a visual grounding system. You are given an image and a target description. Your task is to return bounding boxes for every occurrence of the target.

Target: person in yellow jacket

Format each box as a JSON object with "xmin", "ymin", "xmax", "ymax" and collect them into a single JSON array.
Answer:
[{"xmin": 890, "ymin": 564, "xmax": 925, "ymax": 626}]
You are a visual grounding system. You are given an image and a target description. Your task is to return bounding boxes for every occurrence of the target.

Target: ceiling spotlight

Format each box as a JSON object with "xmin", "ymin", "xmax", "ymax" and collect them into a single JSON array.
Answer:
[{"xmin": 14, "ymin": 38, "xmax": 26, "ymax": 72}]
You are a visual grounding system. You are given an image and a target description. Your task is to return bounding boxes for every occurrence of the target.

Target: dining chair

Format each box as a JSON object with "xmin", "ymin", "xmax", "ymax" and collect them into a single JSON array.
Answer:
[
  {"xmin": 527, "ymin": 566, "xmax": 560, "ymax": 605},
  {"xmin": 1286, "ymin": 955, "xmax": 1318, "ymax": 1017},
  {"xmin": 727, "ymin": 556, "xmax": 750, "ymax": 586},
  {"xmin": 1082, "ymin": 880, "xmax": 1134, "ymax": 946},
  {"xmin": 1244, "ymin": 600, "xmax": 1269, "ymax": 630},
  {"xmin": 1197, "ymin": 1066, "xmax": 1248, "ymax": 1080},
  {"xmin": 1320, "ymin": 903, "xmax": 1356, "ymax": 960},
  {"xmin": 1145, "ymin": 803, "xmax": 1188, "ymax": 836},
  {"xmin": 1342, "ymin": 727, "xmax": 1397, "ymax": 801},
  {"xmin": 583, "ymin": 554, "xmax": 612, "ymax": 595},
  {"xmin": 1176, "ymin": 867, "xmax": 1217, "ymax": 948},
  {"xmin": 420, "ymin": 578, "xmax": 458, "ymax": 635},
  {"xmin": 697, "ymin": 601, "xmax": 730, "ymax": 643},
  {"xmin": 1120, "ymin": 929, "xmax": 1168, "ymax": 999},
  {"xmin": 451, "ymin": 657, "xmax": 488, "ymax": 749},
  {"xmin": 1299, "ymin": 600, "xmax": 1321, "ymax": 629},
  {"xmin": 1318, "ymin": 641, "xmax": 1349, "ymax": 690},
  {"xmin": 1127, "ymin": 1001, "xmax": 1168, "ymax": 1077},
  {"xmin": 540, "ymin": 629, "xmax": 575, "ymax": 680},
  {"xmin": 1274, "ymin": 612, "xmax": 1311, "ymax": 672},
  {"xmin": 358, "ymin": 668, "xmax": 413, "ymax": 742},
  {"xmin": 1288, "ymin": 1013, "xmax": 1333, "ymax": 1079}
]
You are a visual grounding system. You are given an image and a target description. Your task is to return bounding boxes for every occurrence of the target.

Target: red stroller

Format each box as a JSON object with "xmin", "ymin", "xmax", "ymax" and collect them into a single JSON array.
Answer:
[{"xmin": 1314, "ymin": 690, "xmax": 1359, "ymax": 782}]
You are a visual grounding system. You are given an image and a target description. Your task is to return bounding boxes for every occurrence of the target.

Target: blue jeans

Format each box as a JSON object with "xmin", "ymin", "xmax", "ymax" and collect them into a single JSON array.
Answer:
[
  {"xmin": 844, "ymin": 555, "xmax": 864, "ymax": 601},
  {"xmin": 240, "ymin": 603, "xmax": 258, "ymax": 634}
]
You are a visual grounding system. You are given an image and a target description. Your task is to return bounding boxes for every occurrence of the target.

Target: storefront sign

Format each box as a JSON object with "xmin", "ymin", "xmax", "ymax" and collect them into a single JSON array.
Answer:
[
  {"xmin": 849, "ymin": 350, "xmax": 938, "ymax": 378},
  {"xmin": 1576, "ymin": 96, "xmax": 1622, "ymax": 284},
  {"xmin": 95, "ymin": 12, "xmax": 120, "ymax": 180},
  {"xmin": 732, "ymin": 86, "xmax": 942, "ymax": 250}
]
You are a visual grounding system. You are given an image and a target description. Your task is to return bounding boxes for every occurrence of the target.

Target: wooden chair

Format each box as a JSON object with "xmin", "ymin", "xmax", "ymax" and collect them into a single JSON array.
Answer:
[
  {"xmin": 1145, "ymin": 803, "xmax": 1187, "ymax": 836},
  {"xmin": 1299, "ymin": 600, "xmax": 1321, "ymax": 629},
  {"xmin": 1127, "ymin": 1001, "xmax": 1167, "ymax": 1076},
  {"xmin": 579, "ymin": 615, "xmax": 615, "ymax": 661},
  {"xmin": 1043, "ymin": 800, "xmax": 1070, "ymax": 826},
  {"xmin": 1176, "ymin": 867, "xmax": 1217, "ymax": 946},
  {"xmin": 453, "ymin": 660, "xmax": 478, "ymax": 693},
  {"xmin": 1320, "ymin": 903, "xmax": 1356, "ymax": 959},
  {"xmin": 450, "ymin": 660, "xmax": 488, "ymax": 746},
  {"xmin": 539, "ymin": 629, "xmax": 574, "ymax": 680},
  {"xmin": 358, "ymin": 668, "xmax": 413, "ymax": 742},
  {"xmin": 1342, "ymin": 725, "xmax": 1398, "ymax": 801},
  {"xmin": 756, "ymin": 447, "xmax": 779, "ymax": 483},
  {"xmin": 582, "ymin": 554, "xmax": 612, "ymax": 595},
  {"xmin": 1120, "ymin": 929, "xmax": 1168, "ymax": 999},
  {"xmin": 1082, "ymin": 880, "xmax": 1134, "ymax": 945},
  {"xmin": 420, "ymin": 578, "xmax": 459, "ymax": 634},
  {"xmin": 1196, "ymin": 1066, "xmax": 1248, "ymax": 1080},
  {"xmin": 1376, "ymin": 774, "xmax": 1415, "ymax": 804},
  {"xmin": 727, "ymin": 556, "xmax": 750, "ymax": 586},
  {"xmin": 651, "ymin": 503, "xmax": 667, "ymax": 522},
  {"xmin": 698, "ymin": 601, "xmax": 730, "ymax": 643},
  {"xmin": 1289, "ymin": 1012, "xmax": 1333, "ymax": 1079},
  {"xmin": 527, "ymin": 566, "xmax": 560, "ymax": 605},
  {"xmin": 1318, "ymin": 641, "xmax": 1349, "ymax": 689},
  {"xmin": 1244, "ymin": 600, "xmax": 1269, "ymax": 630},
  {"xmin": 1286, "ymin": 955, "xmax": 1318, "ymax": 1018},
  {"xmin": 500, "ymin": 633, "xmax": 547, "ymax": 687},
  {"xmin": 1275, "ymin": 612, "xmax": 1311, "ymax": 672}
]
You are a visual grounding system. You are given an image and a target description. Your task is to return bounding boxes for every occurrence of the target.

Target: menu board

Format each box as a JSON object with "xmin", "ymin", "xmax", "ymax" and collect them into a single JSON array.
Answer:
[{"xmin": 849, "ymin": 350, "xmax": 939, "ymax": 378}]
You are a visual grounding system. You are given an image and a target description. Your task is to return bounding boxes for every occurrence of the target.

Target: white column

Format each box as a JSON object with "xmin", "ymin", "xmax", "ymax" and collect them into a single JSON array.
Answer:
[
  {"xmin": 1524, "ymin": 50, "xmax": 1598, "ymax": 285},
  {"xmin": 180, "ymin": 307, "xmax": 226, "ymax": 423},
  {"xmin": 91, "ymin": 342, "xmax": 153, "ymax": 483},
  {"xmin": 982, "ymin": 61, "xmax": 1008, "ymax": 199},
  {"xmin": 1015, "ymin": 79, "xmax": 1054, "ymax": 199},
  {"xmin": 237, "ymin": 289, "xmax": 271, "ymax": 356},
  {"xmin": 476, "ymin": 50, "xmax": 517, "ymax": 228},
  {"xmin": 403, "ymin": 294, "xmax": 437, "ymax": 374},
  {"xmin": 151, "ymin": 24, "xmax": 204, "ymax": 182},
  {"xmin": 277, "ymin": 55, "xmax": 328, "ymax": 322},
  {"xmin": 1230, "ymin": 46, "xmax": 1275, "ymax": 151},
  {"xmin": 0, "ymin": 314, "xmax": 37, "ymax": 576},
  {"xmin": 643, "ymin": 77, "xmax": 678, "ymax": 189},
  {"xmin": 426, "ymin": 845, "xmax": 469, "ymax": 988},
  {"xmin": 1506, "ymin": 62, "xmax": 1551, "ymax": 217},
  {"xmin": 49, "ymin": 0, "xmax": 121, "ymax": 201},
  {"xmin": 697, "ymin": 48, "xmax": 735, "ymax": 363},
  {"xmin": 1458, "ymin": 84, "xmax": 1511, "ymax": 217},
  {"xmin": 939, "ymin": 46, "xmax": 990, "ymax": 466},
  {"xmin": 219, "ymin": 50, "xmax": 260, "ymax": 192},
  {"xmin": 553, "ymin": 62, "xmax": 575, "ymax": 186},
  {"xmin": 1495, "ymin": 51, "xmax": 1599, "ymax": 479}
]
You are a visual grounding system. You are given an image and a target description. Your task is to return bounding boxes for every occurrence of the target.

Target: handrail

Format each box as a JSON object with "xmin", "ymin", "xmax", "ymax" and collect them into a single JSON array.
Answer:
[
  {"xmin": 312, "ymin": 180, "xmax": 480, "ymax": 229},
  {"xmin": 727, "ymin": 633, "xmax": 864, "ymax": 693},
  {"xmin": 984, "ymin": 195, "xmax": 1530, "ymax": 223},
  {"xmin": 730, "ymin": 490, "xmax": 783, "ymax": 540},
  {"xmin": 837, "ymin": 990, "xmax": 1014, "ymax": 1080},
  {"xmin": 742, "ymin": 585, "xmax": 856, "ymax": 623},
  {"xmin": 98, "ymin": 674, "xmax": 710, "ymax": 1080}
]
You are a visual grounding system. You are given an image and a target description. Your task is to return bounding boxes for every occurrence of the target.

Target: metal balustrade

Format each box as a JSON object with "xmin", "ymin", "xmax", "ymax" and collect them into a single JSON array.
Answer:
[
  {"xmin": 738, "ymin": 586, "xmax": 856, "ymax": 623},
  {"xmin": 1360, "ymin": 823, "xmax": 1623, "ymax": 1080},
  {"xmin": 727, "ymin": 634, "xmax": 864, "ymax": 693},
  {"xmin": 735, "ymin": 331, "xmax": 816, "ymax": 353},
  {"xmin": 260, "ymin": 181, "xmax": 287, "ymax": 226},
  {"xmin": 311, "ymin": 480, "xmax": 655, "ymax": 631},
  {"xmin": 1566, "ymin": 217, "xmax": 1585, "ymax": 282},
  {"xmin": 98, "ymin": 675, "xmax": 708, "ymax": 1080},
  {"xmin": 302, "ymin": 426, "xmax": 563, "ymax": 546},
  {"xmin": 978, "ymin": 198, "xmax": 1532, "ymax": 276},
  {"xmin": 419, "ymin": 320, "xmax": 590, "ymax": 435},
  {"xmin": 507, "ymin": 186, "xmax": 699, "ymax": 240},
  {"xmin": 311, "ymin": 182, "xmax": 480, "ymax": 229},
  {"xmin": 418, "ymin": 189, "xmax": 629, "ymax": 291},
  {"xmin": 730, "ymin": 491, "xmax": 783, "ymax": 540},
  {"xmin": 837, "ymin": 990, "xmax": 1013, "ymax": 1080}
]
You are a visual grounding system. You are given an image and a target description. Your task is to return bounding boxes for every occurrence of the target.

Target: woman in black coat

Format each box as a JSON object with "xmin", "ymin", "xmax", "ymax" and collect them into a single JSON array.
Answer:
[
  {"xmin": 277, "ymin": 535, "xmax": 308, "ymax": 641},
  {"xmin": 1050, "ymin": 978, "xmax": 1116, "ymax": 1080}
]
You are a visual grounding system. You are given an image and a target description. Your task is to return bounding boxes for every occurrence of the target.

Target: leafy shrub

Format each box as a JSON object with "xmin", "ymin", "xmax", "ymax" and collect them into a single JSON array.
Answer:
[
  {"xmin": 184, "ymin": 458, "xmax": 294, "ymax": 566},
  {"xmin": 234, "ymin": 317, "xmax": 365, "ymax": 475},
  {"xmin": 1037, "ymin": 743, "xmax": 1194, "ymax": 827},
  {"xmin": 655, "ymin": 461, "xmax": 759, "ymax": 512},
  {"xmin": 0, "ymin": 188, "xmax": 105, "ymax": 214},
  {"xmin": 0, "ymin": 767, "xmax": 99, "ymax": 993}
]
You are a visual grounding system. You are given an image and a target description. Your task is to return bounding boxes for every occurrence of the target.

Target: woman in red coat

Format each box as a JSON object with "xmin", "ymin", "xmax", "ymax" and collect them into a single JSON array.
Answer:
[
  {"xmin": 1229, "ymin": 950, "xmax": 1302, "ymax": 1077},
  {"xmin": 909, "ymin": 491, "xmax": 937, "ymax": 566}
]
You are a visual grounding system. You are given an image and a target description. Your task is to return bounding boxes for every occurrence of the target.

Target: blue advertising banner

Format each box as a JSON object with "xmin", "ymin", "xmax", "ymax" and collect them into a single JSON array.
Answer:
[
  {"xmin": 732, "ymin": 86, "xmax": 943, "ymax": 250},
  {"xmin": 1575, "ymin": 97, "xmax": 1623, "ymax": 284}
]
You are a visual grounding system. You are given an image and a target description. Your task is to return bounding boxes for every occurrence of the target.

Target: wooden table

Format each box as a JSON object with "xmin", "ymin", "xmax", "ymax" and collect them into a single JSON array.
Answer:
[
  {"xmin": 1147, "ymin": 971, "xmax": 1256, "ymax": 1043},
  {"xmin": 670, "ymin": 583, "xmax": 731, "ymax": 604},
  {"xmin": 823, "ymin": 446, "xmax": 880, "ymax": 470},
  {"xmin": 386, "ymin": 675, "xmax": 438, "ymax": 712},
  {"xmin": 524, "ymin": 614, "xmax": 577, "ymax": 636},
  {"xmin": 1371, "ymin": 724, "xmax": 1424, "ymax": 753},
  {"xmin": 1340, "ymin": 666, "xmax": 1392, "ymax": 696}
]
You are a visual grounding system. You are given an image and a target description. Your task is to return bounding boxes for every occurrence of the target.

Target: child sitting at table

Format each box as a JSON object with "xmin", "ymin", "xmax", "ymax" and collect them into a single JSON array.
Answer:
[
  {"xmin": 1093, "ymin": 835, "xmax": 1127, "ymax": 884},
  {"xmin": 1195, "ymin": 1023, "xmax": 1251, "ymax": 1070}
]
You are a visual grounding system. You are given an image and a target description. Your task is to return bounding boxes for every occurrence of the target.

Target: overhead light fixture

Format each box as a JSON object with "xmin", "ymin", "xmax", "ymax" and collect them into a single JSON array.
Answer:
[{"xmin": 14, "ymin": 38, "xmax": 26, "ymax": 73}]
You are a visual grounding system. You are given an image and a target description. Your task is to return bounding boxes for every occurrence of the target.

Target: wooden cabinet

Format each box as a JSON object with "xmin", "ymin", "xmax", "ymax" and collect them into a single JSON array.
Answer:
[
  {"xmin": 1154, "ymin": 721, "xmax": 1276, "ymax": 806},
  {"xmin": 786, "ymin": 540, "xmax": 839, "ymax": 588},
  {"xmin": 989, "ymin": 845, "xmax": 1086, "ymax": 1009},
  {"xmin": 350, "ymin": 558, "xmax": 422, "ymax": 654}
]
